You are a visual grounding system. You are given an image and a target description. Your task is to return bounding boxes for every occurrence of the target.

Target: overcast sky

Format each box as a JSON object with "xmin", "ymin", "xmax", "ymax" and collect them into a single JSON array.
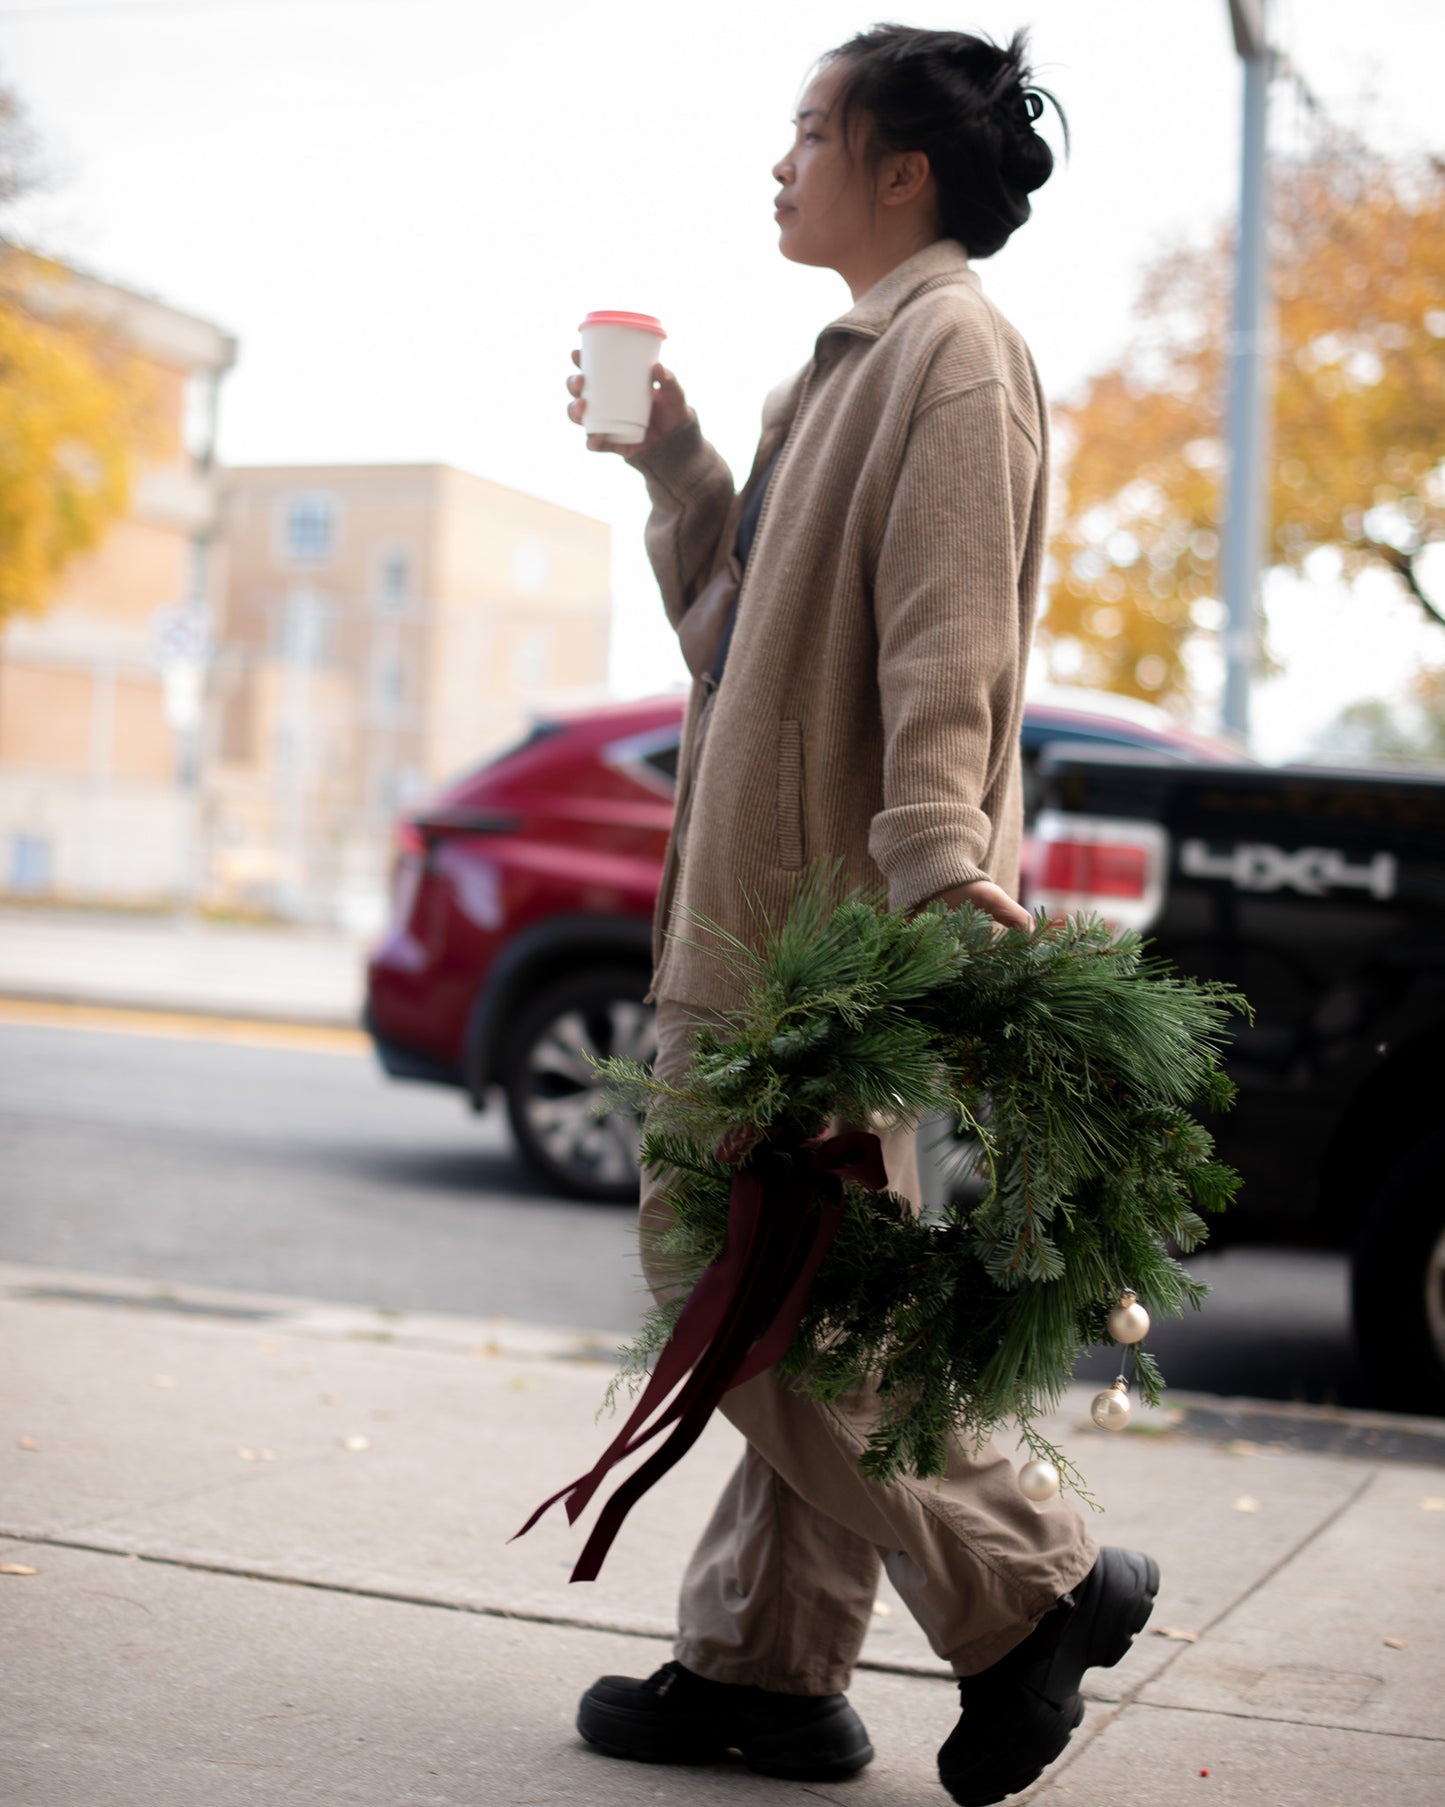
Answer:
[{"xmin": 4, "ymin": 0, "xmax": 1443, "ymax": 758}]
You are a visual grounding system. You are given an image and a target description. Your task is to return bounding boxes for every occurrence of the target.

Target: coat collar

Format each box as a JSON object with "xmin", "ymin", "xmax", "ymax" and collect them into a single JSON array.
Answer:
[{"xmin": 818, "ymin": 238, "xmax": 978, "ymax": 347}]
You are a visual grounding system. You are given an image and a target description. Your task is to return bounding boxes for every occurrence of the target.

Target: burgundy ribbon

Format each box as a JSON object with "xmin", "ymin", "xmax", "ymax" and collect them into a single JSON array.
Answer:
[{"xmin": 512, "ymin": 1127, "xmax": 889, "ymax": 1582}]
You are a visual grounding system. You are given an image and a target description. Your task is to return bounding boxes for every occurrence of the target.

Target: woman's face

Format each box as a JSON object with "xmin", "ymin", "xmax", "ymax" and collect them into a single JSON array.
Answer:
[{"xmin": 771, "ymin": 61, "xmax": 878, "ymax": 274}]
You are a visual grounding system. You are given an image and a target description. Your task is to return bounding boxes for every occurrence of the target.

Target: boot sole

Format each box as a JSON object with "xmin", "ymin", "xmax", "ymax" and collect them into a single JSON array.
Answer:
[{"xmin": 577, "ymin": 1698, "xmax": 874, "ymax": 1781}]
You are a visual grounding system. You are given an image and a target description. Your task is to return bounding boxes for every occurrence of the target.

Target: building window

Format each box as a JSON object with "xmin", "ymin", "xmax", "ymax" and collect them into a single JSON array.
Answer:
[
  {"xmin": 512, "ymin": 537, "xmax": 550, "ymax": 597},
  {"xmin": 284, "ymin": 495, "xmax": 335, "ymax": 562},
  {"xmin": 280, "ymin": 588, "xmax": 331, "ymax": 665},
  {"xmin": 9, "ymin": 833, "xmax": 52, "ymax": 894},
  {"xmin": 511, "ymin": 631, "xmax": 549, "ymax": 688},
  {"xmin": 373, "ymin": 653, "xmax": 407, "ymax": 719},
  {"xmin": 183, "ymin": 372, "xmax": 219, "ymax": 466},
  {"xmin": 378, "ymin": 549, "xmax": 411, "ymax": 611}
]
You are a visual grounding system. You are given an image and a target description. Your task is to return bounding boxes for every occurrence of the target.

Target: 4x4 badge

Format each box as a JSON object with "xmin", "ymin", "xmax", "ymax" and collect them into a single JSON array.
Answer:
[{"xmin": 1179, "ymin": 840, "xmax": 1397, "ymax": 900}]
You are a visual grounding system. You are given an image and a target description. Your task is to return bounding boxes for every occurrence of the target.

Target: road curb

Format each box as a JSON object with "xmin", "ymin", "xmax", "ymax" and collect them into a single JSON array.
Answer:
[
  {"xmin": 6, "ymin": 1261, "xmax": 1445, "ymax": 1465},
  {"xmin": 0, "ymin": 991, "xmax": 366, "ymax": 1042}
]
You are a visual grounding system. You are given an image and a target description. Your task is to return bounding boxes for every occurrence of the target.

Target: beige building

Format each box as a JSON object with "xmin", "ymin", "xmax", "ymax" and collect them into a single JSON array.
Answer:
[
  {"xmin": 210, "ymin": 465, "xmax": 612, "ymax": 925},
  {"xmin": 0, "ymin": 268, "xmax": 235, "ymax": 901}
]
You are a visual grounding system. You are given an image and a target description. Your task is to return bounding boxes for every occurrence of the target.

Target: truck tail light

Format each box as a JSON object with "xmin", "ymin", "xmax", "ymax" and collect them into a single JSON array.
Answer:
[{"xmin": 1024, "ymin": 811, "xmax": 1170, "ymax": 933}]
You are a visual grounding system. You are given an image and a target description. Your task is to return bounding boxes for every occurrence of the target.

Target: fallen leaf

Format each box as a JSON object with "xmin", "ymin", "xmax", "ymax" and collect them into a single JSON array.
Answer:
[
  {"xmin": 152, "ymin": 1374, "xmax": 178, "ymax": 1389},
  {"xmin": 1421, "ymin": 1498, "xmax": 1445, "ymax": 1512},
  {"xmin": 1225, "ymin": 1439, "xmax": 1259, "ymax": 1456},
  {"xmin": 509, "ymin": 1377, "xmax": 537, "ymax": 1392},
  {"xmin": 0, "ymin": 1562, "xmax": 39, "ymax": 1576},
  {"xmin": 1383, "ymin": 1636, "xmax": 1407, "ymax": 1650},
  {"xmin": 1155, "ymin": 1626, "xmax": 1200, "ymax": 1643},
  {"xmin": 343, "ymin": 1435, "xmax": 371, "ymax": 1453},
  {"xmin": 17, "ymin": 1435, "xmax": 40, "ymax": 1452},
  {"xmin": 1232, "ymin": 1496, "xmax": 1260, "ymax": 1513},
  {"xmin": 237, "ymin": 1447, "xmax": 259, "ymax": 1462},
  {"xmin": 470, "ymin": 1341, "xmax": 502, "ymax": 1358},
  {"xmin": 871, "ymin": 1600, "xmax": 893, "ymax": 1616}
]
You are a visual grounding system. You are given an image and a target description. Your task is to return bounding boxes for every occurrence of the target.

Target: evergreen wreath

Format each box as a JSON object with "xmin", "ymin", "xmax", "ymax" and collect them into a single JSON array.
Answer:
[{"xmin": 596, "ymin": 876, "xmax": 1247, "ymax": 1502}]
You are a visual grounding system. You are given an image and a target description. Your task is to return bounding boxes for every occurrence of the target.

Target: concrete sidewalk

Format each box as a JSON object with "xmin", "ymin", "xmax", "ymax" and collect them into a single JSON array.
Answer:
[
  {"xmin": 3, "ymin": 1260, "xmax": 1443, "ymax": 1806},
  {"xmin": 0, "ymin": 906, "xmax": 366, "ymax": 1027}
]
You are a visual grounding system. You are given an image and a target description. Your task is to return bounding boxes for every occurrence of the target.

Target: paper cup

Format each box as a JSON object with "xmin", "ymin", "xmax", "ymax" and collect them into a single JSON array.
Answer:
[{"xmin": 578, "ymin": 310, "xmax": 666, "ymax": 444}]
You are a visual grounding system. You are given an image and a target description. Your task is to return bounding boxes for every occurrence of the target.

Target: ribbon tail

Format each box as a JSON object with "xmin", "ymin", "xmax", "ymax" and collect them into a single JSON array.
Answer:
[
  {"xmin": 567, "ymin": 1260, "xmax": 789, "ymax": 1583},
  {"xmin": 512, "ymin": 1170, "xmax": 768, "ymax": 1542}
]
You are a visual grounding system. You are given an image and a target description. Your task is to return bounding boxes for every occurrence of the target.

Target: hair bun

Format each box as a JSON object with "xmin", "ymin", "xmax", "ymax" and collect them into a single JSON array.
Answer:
[{"xmin": 1000, "ymin": 117, "xmax": 1054, "ymax": 195}]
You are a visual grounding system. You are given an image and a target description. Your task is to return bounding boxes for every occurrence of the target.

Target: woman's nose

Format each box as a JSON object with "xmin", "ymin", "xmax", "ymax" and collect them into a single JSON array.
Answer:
[{"xmin": 772, "ymin": 152, "xmax": 791, "ymax": 184}]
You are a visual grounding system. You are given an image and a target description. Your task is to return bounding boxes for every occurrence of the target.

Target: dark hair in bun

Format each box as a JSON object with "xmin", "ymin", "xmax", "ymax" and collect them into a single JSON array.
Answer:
[{"xmin": 824, "ymin": 23, "xmax": 1066, "ymax": 258}]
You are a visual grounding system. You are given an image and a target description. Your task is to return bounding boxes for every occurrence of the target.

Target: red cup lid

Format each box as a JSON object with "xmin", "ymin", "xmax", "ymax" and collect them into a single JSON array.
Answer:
[{"xmin": 579, "ymin": 310, "xmax": 666, "ymax": 338}]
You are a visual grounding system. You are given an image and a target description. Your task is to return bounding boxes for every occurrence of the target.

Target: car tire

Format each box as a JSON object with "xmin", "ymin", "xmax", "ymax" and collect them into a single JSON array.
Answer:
[
  {"xmin": 1351, "ymin": 1126, "xmax": 1445, "ymax": 1415},
  {"xmin": 502, "ymin": 968, "xmax": 656, "ymax": 1202}
]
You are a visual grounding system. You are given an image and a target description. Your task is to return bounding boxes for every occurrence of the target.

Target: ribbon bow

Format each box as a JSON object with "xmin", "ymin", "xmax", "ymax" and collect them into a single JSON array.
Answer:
[{"xmin": 512, "ymin": 1126, "xmax": 889, "ymax": 1581}]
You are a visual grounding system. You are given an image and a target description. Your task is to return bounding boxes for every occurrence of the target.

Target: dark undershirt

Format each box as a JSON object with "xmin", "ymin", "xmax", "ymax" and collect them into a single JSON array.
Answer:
[{"xmin": 710, "ymin": 450, "xmax": 782, "ymax": 685}]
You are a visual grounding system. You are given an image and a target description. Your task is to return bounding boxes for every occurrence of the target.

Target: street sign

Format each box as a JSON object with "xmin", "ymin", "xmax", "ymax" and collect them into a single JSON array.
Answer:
[{"xmin": 149, "ymin": 602, "xmax": 214, "ymax": 670}]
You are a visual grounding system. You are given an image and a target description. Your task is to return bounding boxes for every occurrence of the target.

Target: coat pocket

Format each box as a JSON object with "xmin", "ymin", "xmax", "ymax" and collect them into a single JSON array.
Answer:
[{"xmin": 776, "ymin": 718, "xmax": 805, "ymax": 871}]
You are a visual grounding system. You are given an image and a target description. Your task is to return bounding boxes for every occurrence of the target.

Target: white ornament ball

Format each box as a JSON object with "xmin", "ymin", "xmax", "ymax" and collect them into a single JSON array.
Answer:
[
  {"xmin": 1107, "ymin": 1294, "xmax": 1151, "ymax": 1346},
  {"xmin": 1018, "ymin": 1458, "xmax": 1061, "ymax": 1501},
  {"xmin": 1090, "ymin": 1384, "xmax": 1133, "ymax": 1432}
]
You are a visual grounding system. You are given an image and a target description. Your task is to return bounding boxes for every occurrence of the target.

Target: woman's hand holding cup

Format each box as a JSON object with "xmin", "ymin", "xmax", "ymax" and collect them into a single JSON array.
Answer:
[{"xmin": 567, "ymin": 348, "xmax": 689, "ymax": 458}]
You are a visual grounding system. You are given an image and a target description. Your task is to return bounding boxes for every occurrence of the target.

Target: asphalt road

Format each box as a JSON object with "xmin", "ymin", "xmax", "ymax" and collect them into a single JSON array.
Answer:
[{"xmin": 0, "ymin": 1014, "xmax": 1375, "ymax": 1409}]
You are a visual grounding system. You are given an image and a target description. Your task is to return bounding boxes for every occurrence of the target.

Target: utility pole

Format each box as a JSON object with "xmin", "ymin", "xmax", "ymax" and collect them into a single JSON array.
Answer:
[{"xmin": 1221, "ymin": 0, "xmax": 1274, "ymax": 744}]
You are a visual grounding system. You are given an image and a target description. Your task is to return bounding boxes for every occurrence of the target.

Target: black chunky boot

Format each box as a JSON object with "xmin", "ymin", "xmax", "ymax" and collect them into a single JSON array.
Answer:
[
  {"xmin": 577, "ymin": 1659, "xmax": 875, "ymax": 1781},
  {"xmin": 938, "ymin": 1546, "xmax": 1160, "ymax": 1806}
]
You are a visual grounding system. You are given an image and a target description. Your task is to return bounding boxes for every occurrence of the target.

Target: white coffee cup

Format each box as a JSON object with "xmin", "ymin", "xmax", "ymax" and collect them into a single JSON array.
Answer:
[{"xmin": 577, "ymin": 310, "xmax": 666, "ymax": 444}]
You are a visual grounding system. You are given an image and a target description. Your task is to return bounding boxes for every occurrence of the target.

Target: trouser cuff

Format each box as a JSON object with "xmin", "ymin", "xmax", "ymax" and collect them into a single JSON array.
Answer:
[{"xmin": 674, "ymin": 1639, "xmax": 852, "ymax": 1698}]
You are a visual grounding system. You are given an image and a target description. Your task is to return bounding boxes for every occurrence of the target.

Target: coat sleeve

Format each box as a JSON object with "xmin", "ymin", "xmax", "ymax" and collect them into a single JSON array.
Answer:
[
  {"xmin": 628, "ymin": 415, "xmax": 738, "ymax": 630},
  {"xmin": 867, "ymin": 379, "xmax": 1040, "ymax": 912}
]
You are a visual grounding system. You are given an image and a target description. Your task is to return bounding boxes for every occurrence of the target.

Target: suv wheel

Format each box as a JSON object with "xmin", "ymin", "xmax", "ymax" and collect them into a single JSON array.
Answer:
[
  {"xmin": 1351, "ymin": 1126, "xmax": 1445, "ymax": 1415},
  {"xmin": 502, "ymin": 969, "xmax": 656, "ymax": 1201}
]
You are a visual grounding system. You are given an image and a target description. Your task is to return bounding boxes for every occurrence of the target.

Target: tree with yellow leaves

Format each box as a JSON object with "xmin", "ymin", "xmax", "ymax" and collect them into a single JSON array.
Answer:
[
  {"xmin": 1044, "ymin": 137, "xmax": 1445, "ymax": 705},
  {"xmin": 0, "ymin": 85, "xmax": 156, "ymax": 626}
]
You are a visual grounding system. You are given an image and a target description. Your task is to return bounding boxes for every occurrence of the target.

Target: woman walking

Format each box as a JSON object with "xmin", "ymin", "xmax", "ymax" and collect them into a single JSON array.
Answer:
[{"xmin": 565, "ymin": 26, "xmax": 1158, "ymax": 1805}]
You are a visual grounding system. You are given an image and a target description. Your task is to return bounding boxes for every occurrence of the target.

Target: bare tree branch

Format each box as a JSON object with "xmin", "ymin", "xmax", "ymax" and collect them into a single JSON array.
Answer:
[{"xmin": 1368, "ymin": 539, "xmax": 1445, "ymax": 632}]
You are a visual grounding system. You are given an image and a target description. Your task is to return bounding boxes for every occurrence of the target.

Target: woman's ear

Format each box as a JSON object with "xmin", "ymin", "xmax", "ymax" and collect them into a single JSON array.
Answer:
[{"xmin": 880, "ymin": 148, "xmax": 933, "ymax": 208}]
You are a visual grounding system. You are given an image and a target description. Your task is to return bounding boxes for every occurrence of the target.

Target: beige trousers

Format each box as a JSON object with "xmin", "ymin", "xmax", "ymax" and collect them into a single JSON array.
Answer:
[{"xmin": 642, "ymin": 999, "xmax": 1097, "ymax": 1695}]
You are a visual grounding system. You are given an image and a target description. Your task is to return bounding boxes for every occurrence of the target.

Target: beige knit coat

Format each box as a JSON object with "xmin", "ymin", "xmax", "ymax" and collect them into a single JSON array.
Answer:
[{"xmin": 632, "ymin": 239, "xmax": 1049, "ymax": 1012}]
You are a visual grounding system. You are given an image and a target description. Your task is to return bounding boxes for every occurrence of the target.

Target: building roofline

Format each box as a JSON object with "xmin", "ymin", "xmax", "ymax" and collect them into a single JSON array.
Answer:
[
  {"xmin": 6, "ymin": 243, "xmax": 237, "ymax": 371},
  {"xmin": 221, "ymin": 462, "xmax": 608, "ymax": 526}
]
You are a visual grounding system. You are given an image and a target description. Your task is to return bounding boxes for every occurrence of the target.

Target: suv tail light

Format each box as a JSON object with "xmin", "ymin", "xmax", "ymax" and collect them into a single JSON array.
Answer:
[
  {"xmin": 394, "ymin": 820, "xmax": 427, "ymax": 864},
  {"xmin": 1025, "ymin": 811, "xmax": 1170, "ymax": 933}
]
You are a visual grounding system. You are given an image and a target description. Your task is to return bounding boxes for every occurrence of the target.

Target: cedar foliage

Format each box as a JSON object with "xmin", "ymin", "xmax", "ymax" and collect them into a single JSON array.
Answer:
[{"xmin": 596, "ymin": 880, "xmax": 1246, "ymax": 1497}]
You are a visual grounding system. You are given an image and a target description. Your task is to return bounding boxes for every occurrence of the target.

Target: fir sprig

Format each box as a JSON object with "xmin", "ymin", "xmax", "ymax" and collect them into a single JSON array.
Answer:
[{"xmin": 595, "ymin": 875, "xmax": 1247, "ymax": 1497}]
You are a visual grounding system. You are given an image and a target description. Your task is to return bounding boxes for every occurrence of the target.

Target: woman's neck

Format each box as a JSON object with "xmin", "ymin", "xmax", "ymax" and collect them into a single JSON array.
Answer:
[{"xmin": 837, "ymin": 223, "xmax": 945, "ymax": 303}]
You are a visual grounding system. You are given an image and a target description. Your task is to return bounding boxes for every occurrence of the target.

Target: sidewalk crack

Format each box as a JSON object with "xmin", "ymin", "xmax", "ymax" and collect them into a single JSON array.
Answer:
[
  {"xmin": 1144, "ymin": 1466, "xmax": 1381, "ymax": 1688},
  {"xmin": 1125, "ymin": 1696, "xmax": 1445, "ymax": 1745}
]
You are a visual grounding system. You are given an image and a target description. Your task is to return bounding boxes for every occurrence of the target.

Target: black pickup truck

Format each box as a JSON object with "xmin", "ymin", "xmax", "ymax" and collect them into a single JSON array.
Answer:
[{"xmin": 1027, "ymin": 749, "xmax": 1445, "ymax": 1415}]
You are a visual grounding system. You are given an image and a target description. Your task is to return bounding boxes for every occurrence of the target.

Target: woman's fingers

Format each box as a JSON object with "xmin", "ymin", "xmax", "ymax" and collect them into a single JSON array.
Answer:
[
  {"xmin": 932, "ymin": 878, "xmax": 1033, "ymax": 931},
  {"xmin": 571, "ymin": 348, "xmax": 581, "ymax": 368}
]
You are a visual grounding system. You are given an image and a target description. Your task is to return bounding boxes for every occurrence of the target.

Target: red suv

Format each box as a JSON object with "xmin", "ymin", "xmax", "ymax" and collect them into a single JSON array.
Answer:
[{"xmin": 365, "ymin": 693, "xmax": 1237, "ymax": 1199}]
